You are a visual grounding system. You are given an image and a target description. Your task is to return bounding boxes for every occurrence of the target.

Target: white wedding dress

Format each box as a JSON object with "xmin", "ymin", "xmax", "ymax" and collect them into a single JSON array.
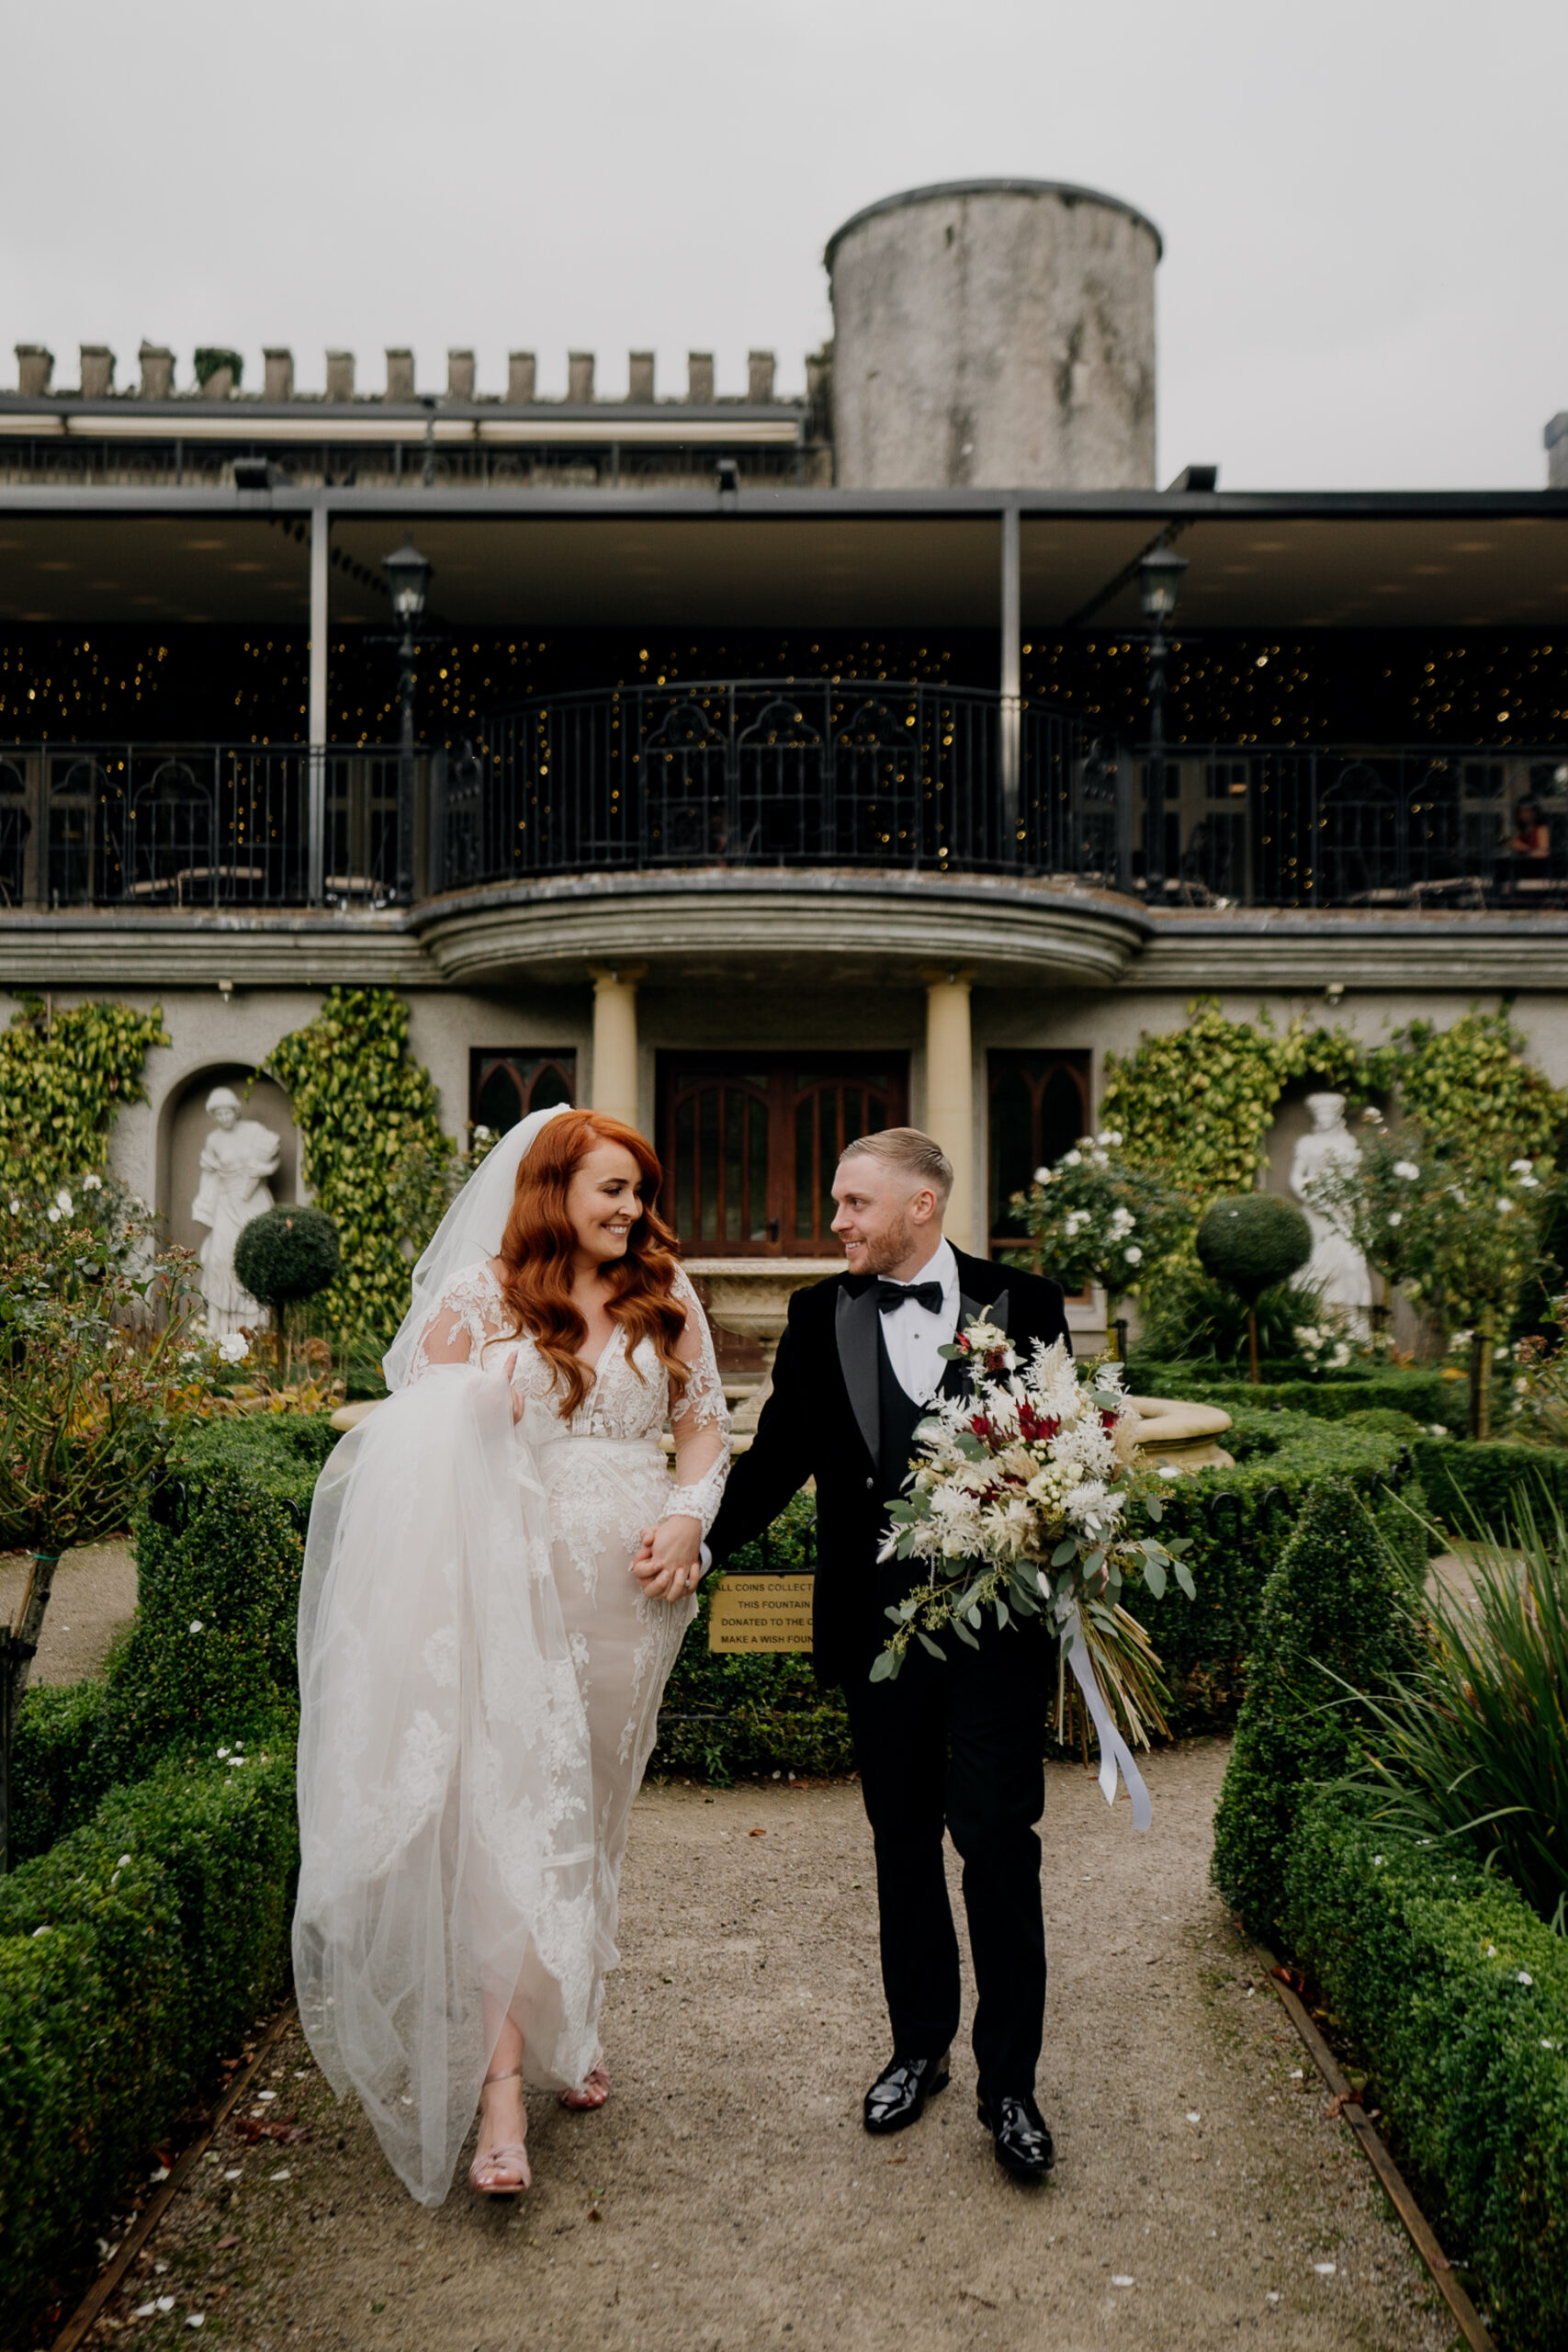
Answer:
[{"xmin": 292, "ymin": 1253, "xmax": 728, "ymax": 2206}]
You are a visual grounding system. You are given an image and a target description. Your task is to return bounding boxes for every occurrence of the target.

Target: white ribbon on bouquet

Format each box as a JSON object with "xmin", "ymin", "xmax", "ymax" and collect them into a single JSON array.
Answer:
[{"xmin": 1056, "ymin": 1601, "xmax": 1153, "ymax": 1834}]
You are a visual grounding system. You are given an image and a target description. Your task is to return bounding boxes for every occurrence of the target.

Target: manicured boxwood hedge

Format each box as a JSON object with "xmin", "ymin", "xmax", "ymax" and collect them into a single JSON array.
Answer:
[
  {"xmin": 0, "ymin": 1411, "xmax": 334, "ymax": 2335},
  {"xmin": 0, "ymin": 1747, "xmax": 297, "ymax": 2334},
  {"xmin": 1284, "ymin": 1792, "xmax": 1568, "ymax": 2352},
  {"xmin": 1132, "ymin": 1408, "xmax": 1424, "ymax": 1729},
  {"xmin": 1127, "ymin": 1361, "xmax": 1470, "ymax": 1433},
  {"xmin": 1410, "ymin": 1433, "xmax": 1568, "ymax": 1531}
]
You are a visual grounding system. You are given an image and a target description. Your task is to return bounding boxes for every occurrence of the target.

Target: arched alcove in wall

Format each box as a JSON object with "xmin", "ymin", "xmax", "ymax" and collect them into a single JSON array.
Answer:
[{"xmin": 159, "ymin": 1066, "xmax": 300, "ymax": 1259}]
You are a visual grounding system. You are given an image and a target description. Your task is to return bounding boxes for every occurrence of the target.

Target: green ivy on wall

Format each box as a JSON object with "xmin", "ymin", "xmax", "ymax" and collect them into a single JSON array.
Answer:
[
  {"xmin": 1100, "ymin": 998, "xmax": 1368, "ymax": 1205},
  {"xmin": 1370, "ymin": 1009, "xmax": 1566, "ymax": 1159},
  {"xmin": 1100, "ymin": 997, "xmax": 1567, "ymax": 1211},
  {"xmin": 0, "ymin": 996, "xmax": 169, "ymax": 1196},
  {"xmin": 267, "ymin": 988, "xmax": 451, "ymax": 1344}
]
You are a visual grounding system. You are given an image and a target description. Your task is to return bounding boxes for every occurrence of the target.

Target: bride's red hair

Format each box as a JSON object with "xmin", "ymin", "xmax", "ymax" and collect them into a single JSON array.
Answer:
[{"xmin": 495, "ymin": 1109, "xmax": 690, "ymax": 1419}]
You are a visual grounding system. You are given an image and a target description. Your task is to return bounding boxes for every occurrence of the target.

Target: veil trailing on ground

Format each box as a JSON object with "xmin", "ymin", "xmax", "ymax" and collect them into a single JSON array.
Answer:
[
  {"xmin": 294, "ymin": 1099, "xmax": 595, "ymax": 2204},
  {"xmin": 381, "ymin": 1101, "xmax": 574, "ymax": 1391}
]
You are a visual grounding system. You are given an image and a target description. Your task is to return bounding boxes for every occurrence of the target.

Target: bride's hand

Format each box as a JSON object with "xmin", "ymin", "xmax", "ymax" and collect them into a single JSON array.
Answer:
[{"xmin": 630, "ymin": 1516, "xmax": 702, "ymax": 1601}]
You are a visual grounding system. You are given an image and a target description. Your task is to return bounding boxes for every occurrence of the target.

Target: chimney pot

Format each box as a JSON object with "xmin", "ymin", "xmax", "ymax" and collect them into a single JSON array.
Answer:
[
  {"xmin": 138, "ymin": 343, "xmax": 175, "ymax": 401},
  {"xmin": 263, "ymin": 347, "xmax": 294, "ymax": 401},
  {"xmin": 627, "ymin": 350, "xmax": 655, "ymax": 403},
  {"xmin": 17, "ymin": 344, "xmax": 54, "ymax": 399},
  {"xmin": 508, "ymin": 351, "xmax": 536, "ymax": 403},
  {"xmin": 747, "ymin": 350, "xmax": 775, "ymax": 404},
  {"xmin": 325, "ymin": 349, "xmax": 355, "ymax": 402},
  {"xmin": 687, "ymin": 352, "xmax": 715, "ymax": 405},
  {"xmin": 79, "ymin": 345, "xmax": 115, "ymax": 399},
  {"xmin": 447, "ymin": 348, "xmax": 476, "ymax": 401},
  {"xmin": 568, "ymin": 351, "xmax": 595, "ymax": 403},
  {"xmin": 386, "ymin": 348, "xmax": 415, "ymax": 401}
]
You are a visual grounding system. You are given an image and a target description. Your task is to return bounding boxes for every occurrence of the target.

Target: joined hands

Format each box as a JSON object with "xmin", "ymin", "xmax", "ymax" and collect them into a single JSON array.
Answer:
[{"xmin": 630, "ymin": 1517, "xmax": 703, "ymax": 1601}]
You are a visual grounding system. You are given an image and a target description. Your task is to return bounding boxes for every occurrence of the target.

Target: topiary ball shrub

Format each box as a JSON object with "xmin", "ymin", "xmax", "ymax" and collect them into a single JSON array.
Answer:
[
  {"xmin": 1197, "ymin": 1193, "xmax": 1314, "ymax": 1382},
  {"xmin": 233, "ymin": 1204, "xmax": 340, "ymax": 1310},
  {"xmin": 1197, "ymin": 1193, "xmax": 1313, "ymax": 1301}
]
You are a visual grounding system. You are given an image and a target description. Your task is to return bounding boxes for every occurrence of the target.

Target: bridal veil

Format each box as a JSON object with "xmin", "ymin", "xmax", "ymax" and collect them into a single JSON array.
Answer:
[{"xmin": 292, "ymin": 1105, "xmax": 600, "ymax": 2204}]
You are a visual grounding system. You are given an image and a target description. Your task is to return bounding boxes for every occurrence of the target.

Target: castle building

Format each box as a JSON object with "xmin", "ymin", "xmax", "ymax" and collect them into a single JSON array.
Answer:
[{"xmin": 4, "ymin": 178, "xmax": 1567, "ymax": 1337}]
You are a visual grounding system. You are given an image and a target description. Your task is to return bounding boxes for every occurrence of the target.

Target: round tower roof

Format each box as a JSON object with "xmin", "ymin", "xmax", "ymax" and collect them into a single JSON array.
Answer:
[{"xmin": 824, "ymin": 177, "xmax": 1164, "ymax": 268}]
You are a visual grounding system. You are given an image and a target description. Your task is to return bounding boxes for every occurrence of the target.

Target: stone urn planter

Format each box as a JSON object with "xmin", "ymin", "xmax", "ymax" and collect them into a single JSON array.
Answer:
[
  {"xmin": 1126, "ymin": 1394, "xmax": 1234, "ymax": 1472},
  {"xmin": 682, "ymin": 1257, "xmax": 844, "ymax": 1436}
]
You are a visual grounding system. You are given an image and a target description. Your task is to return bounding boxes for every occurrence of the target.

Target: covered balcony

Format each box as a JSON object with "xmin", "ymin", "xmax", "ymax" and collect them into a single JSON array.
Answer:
[{"xmin": 5, "ymin": 688, "xmax": 1566, "ymax": 917}]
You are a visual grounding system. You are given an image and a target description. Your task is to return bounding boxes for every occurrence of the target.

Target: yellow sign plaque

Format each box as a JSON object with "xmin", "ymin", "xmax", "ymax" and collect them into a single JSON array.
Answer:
[{"xmin": 707, "ymin": 1573, "xmax": 815, "ymax": 1654}]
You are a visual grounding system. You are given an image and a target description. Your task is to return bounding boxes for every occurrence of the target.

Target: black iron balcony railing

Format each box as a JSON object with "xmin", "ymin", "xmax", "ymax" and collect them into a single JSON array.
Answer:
[
  {"xmin": 4, "ymin": 701, "xmax": 1567, "ymax": 915},
  {"xmin": 1148, "ymin": 741, "xmax": 1568, "ymax": 910},
  {"xmin": 0, "ymin": 742, "xmax": 414, "ymax": 911},
  {"xmin": 439, "ymin": 679, "xmax": 1099, "ymax": 890}
]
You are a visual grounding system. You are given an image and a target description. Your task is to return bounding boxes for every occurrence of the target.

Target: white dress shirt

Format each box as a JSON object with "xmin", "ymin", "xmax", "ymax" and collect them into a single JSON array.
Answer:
[{"xmin": 878, "ymin": 1236, "xmax": 962, "ymax": 1405}]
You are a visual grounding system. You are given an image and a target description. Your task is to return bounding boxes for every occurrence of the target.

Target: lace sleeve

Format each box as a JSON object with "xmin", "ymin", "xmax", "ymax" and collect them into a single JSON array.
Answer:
[
  {"xmin": 403, "ymin": 1263, "xmax": 503, "ymax": 1386},
  {"xmin": 661, "ymin": 1267, "xmax": 730, "ymax": 1536}
]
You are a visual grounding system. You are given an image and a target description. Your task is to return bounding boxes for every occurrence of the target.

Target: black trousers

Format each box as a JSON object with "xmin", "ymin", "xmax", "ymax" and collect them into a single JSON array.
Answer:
[{"xmin": 842, "ymin": 1620, "xmax": 1050, "ymax": 2101}]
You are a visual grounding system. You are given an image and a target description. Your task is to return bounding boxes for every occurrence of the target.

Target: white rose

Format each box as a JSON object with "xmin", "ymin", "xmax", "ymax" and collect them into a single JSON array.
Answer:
[
  {"xmin": 1033, "ymin": 1166, "xmax": 1051, "ymax": 1185},
  {"xmin": 1497, "ymin": 1197, "xmax": 1515, "ymax": 1215},
  {"xmin": 1123, "ymin": 1245, "xmax": 1143, "ymax": 1265},
  {"xmin": 55, "ymin": 1189, "xmax": 73, "ymax": 1215},
  {"xmin": 1387, "ymin": 1211, "xmax": 1402, "ymax": 1227},
  {"xmin": 83, "ymin": 1171, "xmax": 103, "ymax": 1192},
  {"xmin": 7, "ymin": 1200, "xmax": 18, "ymax": 1216},
  {"xmin": 1393, "ymin": 1161, "xmax": 1419, "ymax": 1182},
  {"xmin": 217, "ymin": 1333, "xmax": 250, "ymax": 1365},
  {"xmin": 1510, "ymin": 1159, "xmax": 1533, "ymax": 1176},
  {"xmin": 47, "ymin": 1206, "xmax": 61, "ymax": 1224},
  {"xmin": 1063, "ymin": 1150, "xmax": 1081, "ymax": 1168}
]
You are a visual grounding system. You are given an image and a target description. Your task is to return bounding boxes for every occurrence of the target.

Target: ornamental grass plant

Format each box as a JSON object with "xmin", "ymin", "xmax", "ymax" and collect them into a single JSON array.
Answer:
[{"xmin": 1337, "ymin": 1491, "xmax": 1568, "ymax": 1934}]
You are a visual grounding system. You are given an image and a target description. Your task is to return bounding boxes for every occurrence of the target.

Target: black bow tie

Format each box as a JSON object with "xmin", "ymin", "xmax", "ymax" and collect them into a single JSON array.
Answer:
[{"xmin": 875, "ymin": 1277, "xmax": 944, "ymax": 1316}]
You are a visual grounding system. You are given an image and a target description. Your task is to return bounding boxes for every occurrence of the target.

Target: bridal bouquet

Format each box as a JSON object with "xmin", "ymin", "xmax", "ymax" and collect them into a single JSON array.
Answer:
[{"xmin": 873, "ymin": 1319, "xmax": 1194, "ymax": 1752}]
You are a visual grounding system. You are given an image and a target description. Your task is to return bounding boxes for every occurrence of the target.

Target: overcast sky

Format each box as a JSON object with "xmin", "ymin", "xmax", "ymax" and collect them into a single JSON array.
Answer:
[{"xmin": 4, "ymin": 0, "xmax": 1563, "ymax": 492}]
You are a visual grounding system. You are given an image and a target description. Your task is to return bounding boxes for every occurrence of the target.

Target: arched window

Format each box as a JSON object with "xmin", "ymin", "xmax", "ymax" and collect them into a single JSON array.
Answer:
[
  {"xmin": 987, "ymin": 1051, "xmax": 1091, "ymax": 1254},
  {"xmin": 468, "ymin": 1050, "xmax": 577, "ymax": 1140}
]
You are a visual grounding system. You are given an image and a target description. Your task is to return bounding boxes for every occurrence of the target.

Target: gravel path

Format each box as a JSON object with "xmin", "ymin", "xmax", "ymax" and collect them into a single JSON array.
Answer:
[
  {"xmin": 77, "ymin": 1738, "xmax": 1446, "ymax": 2352},
  {"xmin": 0, "ymin": 1542, "xmax": 136, "ymax": 1684}
]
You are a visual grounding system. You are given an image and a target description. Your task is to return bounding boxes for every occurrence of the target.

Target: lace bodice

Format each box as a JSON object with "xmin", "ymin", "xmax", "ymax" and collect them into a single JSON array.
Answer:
[{"xmin": 405, "ymin": 1259, "xmax": 729, "ymax": 1530}]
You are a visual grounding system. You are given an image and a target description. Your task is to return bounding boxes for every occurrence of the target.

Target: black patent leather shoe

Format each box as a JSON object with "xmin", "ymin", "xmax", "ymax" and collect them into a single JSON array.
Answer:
[
  {"xmin": 863, "ymin": 2049, "xmax": 951, "ymax": 2135},
  {"xmin": 977, "ymin": 2091, "xmax": 1055, "ymax": 2181}
]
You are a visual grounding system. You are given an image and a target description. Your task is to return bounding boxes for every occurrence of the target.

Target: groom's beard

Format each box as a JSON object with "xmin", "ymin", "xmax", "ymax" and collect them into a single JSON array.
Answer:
[{"xmin": 848, "ymin": 1213, "xmax": 923, "ymax": 1277}]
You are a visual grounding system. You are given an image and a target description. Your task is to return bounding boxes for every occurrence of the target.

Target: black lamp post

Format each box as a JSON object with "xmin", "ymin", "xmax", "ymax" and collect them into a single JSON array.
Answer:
[
  {"xmin": 1137, "ymin": 539, "xmax": 1188, "ymax": 900},
  {"xmin": 382, "ymin": 535, "xmax": 434, "ymax": 900}
]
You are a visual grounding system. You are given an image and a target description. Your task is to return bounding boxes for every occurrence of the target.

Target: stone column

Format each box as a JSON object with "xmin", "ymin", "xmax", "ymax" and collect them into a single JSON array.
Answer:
[
  {"xmin": 921, "ymin": 967, "xmax": 977, "ymax": 1252},
  {"xmin": 587, "ymin": 965, "xmax": 646, "ymax": 1133}
]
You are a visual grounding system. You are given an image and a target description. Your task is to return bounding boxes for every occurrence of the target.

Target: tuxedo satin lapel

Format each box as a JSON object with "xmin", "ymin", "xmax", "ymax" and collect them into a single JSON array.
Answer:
[{"xmin": 835, "ymin": 1283, "xmax": 881, "ymax": 1467}]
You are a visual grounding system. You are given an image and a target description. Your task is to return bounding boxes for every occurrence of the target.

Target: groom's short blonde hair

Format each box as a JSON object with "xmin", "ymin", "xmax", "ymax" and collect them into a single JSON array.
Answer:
[{"xmin": 838, "ymin": 1125, "xmax": 953, "ymax": 1204}]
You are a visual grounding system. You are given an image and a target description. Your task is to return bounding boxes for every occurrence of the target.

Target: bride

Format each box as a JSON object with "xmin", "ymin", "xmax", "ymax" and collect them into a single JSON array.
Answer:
[{"xmin": 292, "ymin": 1104, "xmax": 728, "ymax": 2204}]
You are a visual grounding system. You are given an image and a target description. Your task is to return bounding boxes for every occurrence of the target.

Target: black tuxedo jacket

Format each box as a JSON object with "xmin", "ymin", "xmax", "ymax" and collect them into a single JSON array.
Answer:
[{"xmin": 705, "ymin": 1248, "xmax": 1072, "ymax": 1690}]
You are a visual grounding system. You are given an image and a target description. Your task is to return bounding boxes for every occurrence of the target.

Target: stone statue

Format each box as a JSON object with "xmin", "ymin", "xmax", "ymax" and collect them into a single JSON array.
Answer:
[
  {"xmin": 192, "ymin": 1085, "xmax": 282, "ymax": 1336},
  {"xmin": 1289, "ymin": 1091, "xmax": 1372, "ymax": 1336}
]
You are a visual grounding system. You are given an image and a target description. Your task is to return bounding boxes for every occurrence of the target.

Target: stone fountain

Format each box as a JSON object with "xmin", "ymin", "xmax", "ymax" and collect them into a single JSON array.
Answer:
[{"xmin": 681, "ymin": 1257, "xmax": 845, "ymax": 1440}]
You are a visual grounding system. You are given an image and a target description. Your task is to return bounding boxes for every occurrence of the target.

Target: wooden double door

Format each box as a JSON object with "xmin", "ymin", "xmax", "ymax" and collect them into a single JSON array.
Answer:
[{"xmin": 658, "ymin": 1054, "xmax": 908, "ymax": 1255}]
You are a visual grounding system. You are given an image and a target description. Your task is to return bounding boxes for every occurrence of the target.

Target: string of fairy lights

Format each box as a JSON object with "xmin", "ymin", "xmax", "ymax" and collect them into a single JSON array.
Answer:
[{"xmin": 0, "ymin": 626, "xmax": 1563, "ymax": 748}]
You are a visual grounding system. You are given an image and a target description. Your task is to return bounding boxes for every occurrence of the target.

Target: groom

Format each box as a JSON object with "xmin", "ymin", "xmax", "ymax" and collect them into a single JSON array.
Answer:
[{"xmin": 704, "ymin": 1127, "xmax": 1071, "ymax": 2182}]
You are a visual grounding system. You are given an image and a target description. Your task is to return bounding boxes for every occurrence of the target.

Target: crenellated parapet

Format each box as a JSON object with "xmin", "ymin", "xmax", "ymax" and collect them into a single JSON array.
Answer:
[{"xmin": 5, "ymin": 340, "xmax": 814, "ymax": 411}]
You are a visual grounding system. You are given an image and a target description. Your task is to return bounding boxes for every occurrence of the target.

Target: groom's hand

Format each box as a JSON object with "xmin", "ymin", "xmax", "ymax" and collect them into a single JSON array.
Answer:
[{"xmin": 631, "ymin": 1516, "xmax": 702, "ymax": 1600}]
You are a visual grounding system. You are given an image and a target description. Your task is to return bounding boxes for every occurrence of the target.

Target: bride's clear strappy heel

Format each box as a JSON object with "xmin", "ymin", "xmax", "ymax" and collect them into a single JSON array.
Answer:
[
  {"xmin": 560, "ymin": 2058, "xmax": 611, "ymax": 2111},
  {"xmin": 469, "ymin": 2066, "xmax": 531, "ymax": 2196}
]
